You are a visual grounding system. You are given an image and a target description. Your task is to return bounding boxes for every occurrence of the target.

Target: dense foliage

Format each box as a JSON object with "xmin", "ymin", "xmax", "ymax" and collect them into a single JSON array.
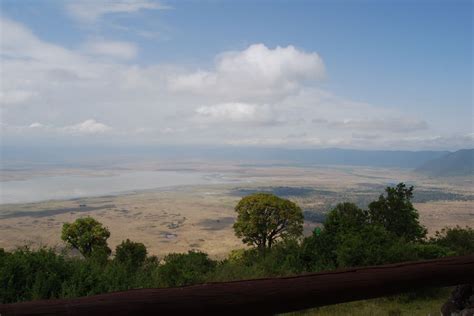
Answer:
[
  {"xmin": 368, "ymin": 183, "xmax": 427, "ymax": 241},
  {"xmin": 1, "ymin": 183, "xmax": 472, "ymax": 304},
  {"xmin": 233, "ymin": 193, "xmax": 304, "ymax": 250},
  {"xmin": 115, "ymin": 239, "xmax": 147, "ymax": 268},
  {"xmin": 61, "ymin": 217, "xmax": 111, "ymax": 258},
  {"xmin": 429, "ymin": 225, "xmax": 474, "ymax": 256}
]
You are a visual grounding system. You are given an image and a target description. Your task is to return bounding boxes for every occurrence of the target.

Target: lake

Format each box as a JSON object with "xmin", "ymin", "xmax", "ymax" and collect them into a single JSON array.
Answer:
[{"xmin": 0, "ymin": 171, "xmax": 234, "ymax": 204}]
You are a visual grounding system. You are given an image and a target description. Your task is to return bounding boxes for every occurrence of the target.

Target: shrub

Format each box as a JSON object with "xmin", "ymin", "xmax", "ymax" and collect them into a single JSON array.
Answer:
[
  {"xmin": 156, "ymin": 251, "xmax": 216, "ymax": 287},
  {"xmin": 0, "ymin": 247, "xmax": 72, "ymax": 303},
  {"xmin": 115, "ymin": 239, "xmax": 147, "ymax": 268},
  {"xmin": 430, "ymin": 226, "xmax": 474, "ymax": 255}
]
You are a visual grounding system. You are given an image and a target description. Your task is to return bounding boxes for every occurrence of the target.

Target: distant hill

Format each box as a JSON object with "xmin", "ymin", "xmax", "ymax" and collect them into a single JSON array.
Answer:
[{"xmin": 415, "ymin": 149, "xmax": 474, "ymax": 177}]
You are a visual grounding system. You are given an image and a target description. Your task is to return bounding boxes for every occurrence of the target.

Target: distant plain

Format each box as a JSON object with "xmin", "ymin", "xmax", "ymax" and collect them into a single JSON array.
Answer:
[{"xmin": 1, "ymin": 161, "xmax": 472, "ymax": 258}]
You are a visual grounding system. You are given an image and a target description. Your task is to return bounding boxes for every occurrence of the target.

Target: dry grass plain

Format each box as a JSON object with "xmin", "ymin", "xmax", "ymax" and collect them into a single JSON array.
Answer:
[{"xmin": 0, "ymin": 162, "xmax": 472, "ymax": 258}]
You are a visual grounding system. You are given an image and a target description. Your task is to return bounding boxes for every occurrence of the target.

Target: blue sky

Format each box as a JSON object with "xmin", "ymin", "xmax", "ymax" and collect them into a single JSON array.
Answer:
[{"xmin": 1, "ymin": 0, "xmax": 472, "ymax": 150}]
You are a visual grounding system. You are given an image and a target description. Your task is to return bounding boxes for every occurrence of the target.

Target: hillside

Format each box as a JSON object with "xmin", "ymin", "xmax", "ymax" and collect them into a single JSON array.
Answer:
[{"xmin": 415, "ymin": 149, "xmax": 474, "ymax": 177}]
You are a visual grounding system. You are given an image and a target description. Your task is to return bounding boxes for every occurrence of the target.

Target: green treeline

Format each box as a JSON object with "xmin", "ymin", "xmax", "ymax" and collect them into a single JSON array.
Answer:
[{"xmin": 1, "ymin": 183, "xmax": 473, "ymax": 304}]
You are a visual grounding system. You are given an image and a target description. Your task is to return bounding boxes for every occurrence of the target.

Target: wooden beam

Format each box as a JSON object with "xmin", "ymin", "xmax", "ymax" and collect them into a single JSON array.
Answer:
[{"xmin": 2, "ymin": 255, "xmax": 473, "ymax": 316}]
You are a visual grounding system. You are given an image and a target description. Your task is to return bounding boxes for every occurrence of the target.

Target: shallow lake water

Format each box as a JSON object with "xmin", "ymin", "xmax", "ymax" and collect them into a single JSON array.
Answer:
[{"xmin": 0, "ymin": 170, "xmax": 233, "ymax": 204}]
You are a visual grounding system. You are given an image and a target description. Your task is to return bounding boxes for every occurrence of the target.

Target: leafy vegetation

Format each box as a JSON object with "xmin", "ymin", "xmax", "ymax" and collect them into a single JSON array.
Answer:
[
  {"xmin": 0, "ymin": 183, "xmax": 472, "ymax": 305},
  {"xmin": 233, "ymin": 193, "xmax": 304, "ymax": 250},
  {"xmin": 156, "ymin": 251, "xmax": 216, "ymax": 287},
  {"xmin": 114, "ymin": 239, "xmax": 147, "ymax": 268},
  {"xmin": 368, "ymin": 183, "xmax": 427, "ymax": 241},
  {"xmin": 430, "ymin": 225, "xmax": 474, "ymax": 256},
  {"xmin": 61, "ymin": 217, "xmax": 111, "ymax": 258}
]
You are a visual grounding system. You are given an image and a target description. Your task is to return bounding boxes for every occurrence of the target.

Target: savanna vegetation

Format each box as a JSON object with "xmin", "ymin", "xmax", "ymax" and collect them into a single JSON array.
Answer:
[{"xmin": 1, "ymin": 183, "xmax": 472, "ymax": 312}]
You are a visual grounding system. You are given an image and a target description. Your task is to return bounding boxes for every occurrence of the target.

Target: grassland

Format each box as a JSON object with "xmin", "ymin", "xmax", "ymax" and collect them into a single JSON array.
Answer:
[{"xmin": 0, "ymin": 162, "xmax": 472, "ymax": 258}]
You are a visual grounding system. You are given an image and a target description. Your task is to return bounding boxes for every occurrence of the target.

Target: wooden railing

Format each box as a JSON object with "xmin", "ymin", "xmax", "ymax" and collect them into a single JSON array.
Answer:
[{"xmin": 1, "ymin": 255, "xmax": 473, "ymax": 316}]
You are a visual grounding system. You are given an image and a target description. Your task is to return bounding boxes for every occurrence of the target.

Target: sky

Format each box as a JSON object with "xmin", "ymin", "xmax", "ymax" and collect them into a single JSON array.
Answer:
[{"xmin": 0, "ymin": 0, "xmax": 472, "ymax": 150}]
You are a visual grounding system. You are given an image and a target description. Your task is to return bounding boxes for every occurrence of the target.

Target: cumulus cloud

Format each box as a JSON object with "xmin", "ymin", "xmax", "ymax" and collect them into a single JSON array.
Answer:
[
  {"xmin": 66, "ymin": 0, "xmax": 167, "ymax": 23},
  {"xmin": 1, "ymin": 16, "xmax": 470, "ymax": 150},
  {"xmin": 63, "ymin": 119, "xmax": 112, "ymax": 134},
  {"xmin": 82, "ymin": 39, "xmax": 138, "ymax": 60},
  {"xmin": 169, "ymin": 44, "xmax": 325, "ymax": 101}
]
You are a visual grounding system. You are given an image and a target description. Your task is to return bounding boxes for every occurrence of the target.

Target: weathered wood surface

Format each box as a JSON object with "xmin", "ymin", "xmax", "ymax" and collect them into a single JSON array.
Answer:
[{"xmin": 2, "ymin": 255, "xmax": 473, "ymax": 316}]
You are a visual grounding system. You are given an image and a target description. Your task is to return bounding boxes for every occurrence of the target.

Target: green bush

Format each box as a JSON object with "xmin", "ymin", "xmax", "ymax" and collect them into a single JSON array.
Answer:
[
  {"xmin": 156, "ymin": 251, "xmax": 216, "ymax": 287},
  {"xmin": 207, "ymin": 260, "xmax": 265, "ymax": 283},
  {"xmin": 430, "ymin": 226, "xmax": 474, "ymax": 255},
  {"xmin": 115, "ymin": 239, "xmax": 147, "ymax": 268},
  {"xmin": 0, "ymin": 247, "xmax": 72, "ymax": 303},
  {"xmin": 335, "ymin": 225, "xmax": 400, "ymax": 267}
]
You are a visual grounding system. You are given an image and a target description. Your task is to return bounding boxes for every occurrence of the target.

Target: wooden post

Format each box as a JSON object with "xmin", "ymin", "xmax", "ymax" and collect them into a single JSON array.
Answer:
[{"xmin": 2, "ymin": 255, "xmax": 473, "ymax": 315}]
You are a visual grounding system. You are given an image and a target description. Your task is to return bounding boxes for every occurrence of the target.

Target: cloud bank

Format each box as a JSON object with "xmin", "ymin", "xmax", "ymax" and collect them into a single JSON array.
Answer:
[{"xmin": 0, "ymin": 16, "xmax": 471, "ymax": 150}]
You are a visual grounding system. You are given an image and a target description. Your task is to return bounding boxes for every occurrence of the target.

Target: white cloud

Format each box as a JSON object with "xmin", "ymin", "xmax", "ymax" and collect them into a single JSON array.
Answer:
[
  {"xmin": 195, "ymin": 102, "xmax": 278, "ymax": 124},
  {"xmin": 63, "ymin": 119, "xmax": 112, "ymax": 134},
  {"xmin": 322, "ymin": 117, "xmax": 429, "ymax": 133},
  {"xmin": 66, "ymin": 0, "xmax": 168, "ymax": 23},
  {"xmin": 28, "ymin": 122, "xmax": 44, "ymax": 128},
  {"xmin": 0, "ymin": 17, "xmax": 83, "ymax": 67},
  {"xmin": 1, "ymin": 17, "xmax": 470, "ymax": 150},
  {"xmin": 82, "ymin": 39, "xmax": 138, "ymax": 60},
  {"xmin": 169, "ymin": 44, "xmax": 325, "ymax": 101}
]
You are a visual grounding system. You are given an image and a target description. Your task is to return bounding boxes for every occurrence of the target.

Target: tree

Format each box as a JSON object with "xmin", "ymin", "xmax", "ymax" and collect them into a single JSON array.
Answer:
[
  {"xmin": 301, "ymin": 203, "xmax": 369, "ymax": 270},
  {"xmin": 233, "ymin": 193, "xmax": 303, "ymax": 250},
  {"xmin": 115, "ymin": 239, "xmax": 147, "ymax": 268},
  {"xmin": 61, "ymin": 217, "xmax": 111, "ymax": 258},
  {"xmin": 368, "ymin": 183, "xmax": 427, "ymax": 241},
  {"xmin": 0, "ymin": 247, "xmax": 72, "ymax": 303},
  {"xmin": 335, "ymin": 225, "xmax": 401, "ymax": 267},
  {"xmin": 157, "ymin": 251, "xmax": 216, "ymax": 287},
  {"xmin": 430, "ymin": 226, "xmax": 474, "ymax": 255},
  {"xmin": 323, "ymin": 202, "xmax": 368, "ymax": 237}
]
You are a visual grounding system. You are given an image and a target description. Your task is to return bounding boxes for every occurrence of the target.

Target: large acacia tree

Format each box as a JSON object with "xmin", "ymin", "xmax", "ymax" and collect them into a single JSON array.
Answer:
[
  {"xmin": 61, "ymin": 217, "xmax": 111, "ymax": 258},
  {"xmin": 233, "ymin": 193, "xmax": 304, "ymax": 250}
]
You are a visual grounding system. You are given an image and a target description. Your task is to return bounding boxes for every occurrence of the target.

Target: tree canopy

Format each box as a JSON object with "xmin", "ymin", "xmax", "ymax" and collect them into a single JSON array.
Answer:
[
  {"xmin": 233, "ymin": 193, "xmax": 303, "ymax": 250},
  {"xmin": 368, "ymin": 183, "xmax": 427, "ymax": 241},
  {"xmin": 61, "ymin": 217, "xmax": 111, "ymax": 258},
  {"xmin": 323, "ymin": 202, "xmax": 368, "ymax": 236},
  {"xmin": 115, "ymin": 239, "xmax": 147, "ymax": 268}
]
